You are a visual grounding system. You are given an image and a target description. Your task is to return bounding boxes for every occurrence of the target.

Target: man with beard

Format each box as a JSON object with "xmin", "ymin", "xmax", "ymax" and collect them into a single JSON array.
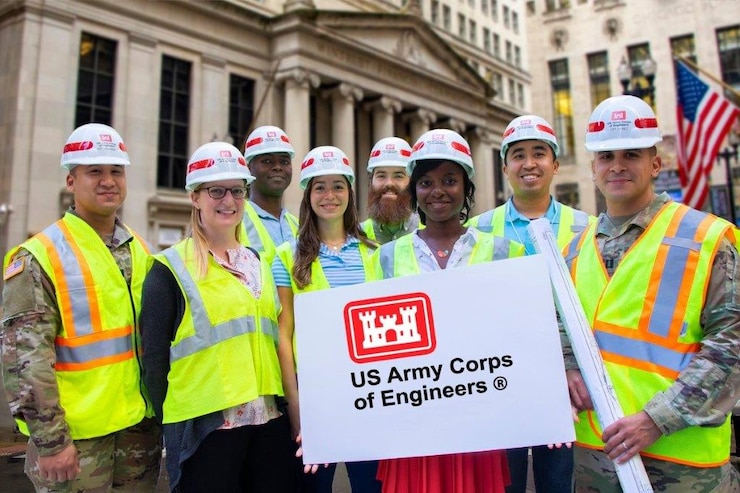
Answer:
[
  {"xmin": 361, "ymin": 137, "xmax": 419, "ymax": 244},
  {"xmin": 242, "ymin": 125, "xmax": 299, "ymax": 263}
]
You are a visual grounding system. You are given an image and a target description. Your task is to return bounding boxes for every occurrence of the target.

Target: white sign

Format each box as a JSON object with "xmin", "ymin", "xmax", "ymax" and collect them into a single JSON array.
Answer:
[{"xmin": 295, "ymin": 254, "xmax": 575, "ymax": 464}]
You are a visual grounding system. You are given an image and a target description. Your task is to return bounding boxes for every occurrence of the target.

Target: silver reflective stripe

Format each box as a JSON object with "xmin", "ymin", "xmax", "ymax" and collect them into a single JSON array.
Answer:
[
  {"xmin": 163, "ymin": 249, "xmax": 277, "ymax": 362},
  {"xmin": 472, "ymin": 210, "xmax": 495, "ymax": 233},
  {"xmin": 57, "ymin": 333, "xmax": 132, "ymax": 364},
  {"xmin": 43, "ymin": 223, "xmax": 93, "ymax": 336},
  {"xmin": 492, "ymin": 237, "xmax": 511, "ymax": 260},
  {"xmin": 379, "ymin": 246, "xmax": 396, "ymax": 278},
  {"xmin": 570, "ymin": 209, "xmax": 591, "ymax": 234},
  {"xmin": 648, "ymin": 210, "xmax": 704, "ymax": 337}
]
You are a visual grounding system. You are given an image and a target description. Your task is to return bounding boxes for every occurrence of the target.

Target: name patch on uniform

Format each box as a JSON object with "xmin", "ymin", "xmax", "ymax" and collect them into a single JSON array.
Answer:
[{"xmin": 3, "ymin": 257, "xmax": 25, "ymax": 280}]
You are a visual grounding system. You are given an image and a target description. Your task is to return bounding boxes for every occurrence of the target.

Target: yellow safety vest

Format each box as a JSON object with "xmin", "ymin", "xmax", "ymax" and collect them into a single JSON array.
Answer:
[
  {"xmin": 240, "ymin": 202, "xmax": 298, "ymax": 264},
  {"xmin": 564, "ymin": 202, "xmax": 732, "ymax": 467},
  {"xmin": 274, "ymin": 239, "xmax": 377, "ymax": 362},
  {"xmin": 375, "ymin": 230, "xmax": 524, "ymax": 278},
  {"xmin": 155, "ymin": 239, "xmax": 283, "ymax": 424},
  {"xmin": 13, "ymin": 213, "xmax": 150, "ymax": 439},
  {"xmin": 360, "ymin": 217, "xmax": 422, "ymax": 243},
  {"xmin": 467, "ymin": 201, "xmax": 593, "ymax": 249}
]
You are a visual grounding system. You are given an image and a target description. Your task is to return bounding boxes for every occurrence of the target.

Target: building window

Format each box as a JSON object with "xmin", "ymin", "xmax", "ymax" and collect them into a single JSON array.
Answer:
[
  {"xmin": 506, "ymin": 40, "xmax": 513, "ymax": 64},
  {"xmin": 627, "ymin": 43, "xmax": 653, "ymax": 100},
  {"xmin": 458, "ymin": 13, "xmax": 466, "ymax": 38},
  {"xmin": 228, "ymin": 75, "xmax": 254, "ymax": 148},
  {"xmin": 514, "ymin": 45, "xmax": 521, "ymax": 68},
  {"xmin": 512, "ymin": 12, "xmax": 519, "ymax": 34},
  {"xmin": 508, "ymin": 78, "xmax": 516, "ymax": 106},
  {"xmin": 482, "ymin": 0, "xmax": 489, "ymax": 15},
  {"xmin": 492, "ymin": 0, "xmax": 498, "ymax": 21},
  {"xmin": 443, "ymin": 5, "xmax": 451, "ymax": 30},
  {"xmin": 546, "ymin": 0, "xmax": 570, "ymax": 12},
  {"xmin": 503, "ymin": 5, "xmax": 510, "ymax": 28},
  {"xmin": 587, "ymin": 51, "xmax": 610, "ymax": 108},
  {"xmin": 549, "ymin": 58, "xmax": 575, "ymax": 157},
  {"xmin": 470, "ymin": 20, "xmax": 477, "ymax": 44},
  {"xmin": 493, "ymin": 33, "xmax": 501, "ymax": 57},
  {"xmin": 75, "ymin": 32, "xmax": 116, "ymax": 127},
  {"xmin": 717, "ymin": 25, "xmax": 740, "ymax": 104},
  {"xmin": 556, "ymin": 183, "xmax": 580, "ymax": 209},
  {"xmin": 483, "ymin": 27, "xmax": 491, "ymax": 52},
  {"xmin": 157, "ymin": 55, "xmax": 191, "ymax": 189},
  {"xmin": 468, "ymin": 0, "xmax": 474, "ymax": 7},
  {"xmin": 431, "ymin": 0, "xmax": 440, "ymax": 25},
  {"xmin": 517, "ymin": 82, "xmax": 525, "ymax": 108},
  {"xmin": 670, "ymin": 34, "xmax": 696, "ymax": 66},
  {"xmin": 494, "ymin": 72, "xmax": 503, "ymax": 100}
]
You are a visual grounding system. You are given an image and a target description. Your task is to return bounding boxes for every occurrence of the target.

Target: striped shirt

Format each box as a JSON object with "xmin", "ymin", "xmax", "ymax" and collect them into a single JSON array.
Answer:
[{"xmin": 271, "ymin": 235, "xmax": 368, "ymax": 288}]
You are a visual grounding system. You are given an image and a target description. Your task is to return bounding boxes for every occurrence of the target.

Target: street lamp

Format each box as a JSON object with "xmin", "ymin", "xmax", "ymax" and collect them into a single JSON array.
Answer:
[
  {"xmin": 617, "ymin": 56, "xmax": 657, "ymax": 104},
  {"xmin": 716, "ymin": 131, "xmax": 740, "ymax": 225}
]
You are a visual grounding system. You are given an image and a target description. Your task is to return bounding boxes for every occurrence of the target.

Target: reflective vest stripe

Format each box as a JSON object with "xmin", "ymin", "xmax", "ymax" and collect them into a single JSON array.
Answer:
[
  {"xmin": 470, "ymin": 203, "xmax": 593, "ymax": 248},
  {"xmin": 56, "ymin": 328, "xmax": 134, "ymax": 371},
  {"xmin": 162, "ymin": 248, "xmax": 277, "ymax": 362}
]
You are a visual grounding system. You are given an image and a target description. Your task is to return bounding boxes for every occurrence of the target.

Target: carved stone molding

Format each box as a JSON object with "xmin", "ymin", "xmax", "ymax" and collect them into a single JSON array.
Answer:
[
  {"xmin": 283, "ymin": 0, "xmax": 315, "ymax": 13},
  {"xmin": 275, "ymin": 68, "xmax": 320, "ymax": 89},
  {"xmin": 325, "ymin": 82, "xmax": 363, "ymax": 102},
  {"xmin": 365, "ymin": 96, "xmax": 402, "ymax": 114},
  {"xmin": 473, "ymin": 127, "xmax": 496, "ymax": 145},
  {"xmin": 442, "ymin": 118, "xmax": 467, "ymax": 134},
  {"xmin": 415, "ymin": 108, "xmax": 437, "ymax": 125}
]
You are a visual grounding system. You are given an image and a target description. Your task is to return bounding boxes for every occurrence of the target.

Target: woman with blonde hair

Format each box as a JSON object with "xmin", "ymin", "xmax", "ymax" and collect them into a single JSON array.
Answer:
[
  {"xmin": 140, "ymin": 142, "xmax": 296, "ymax": 492},
  {"xmin": 273, "ymin": 146, "xmax": 381, "ymax": 493}
]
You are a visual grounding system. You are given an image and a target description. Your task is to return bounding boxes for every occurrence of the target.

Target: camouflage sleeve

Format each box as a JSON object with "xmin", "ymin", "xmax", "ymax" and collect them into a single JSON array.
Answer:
[
  {"xmin": 1, "ymin": 250, "xmax": 72, "ymax": 455},
  {"xmin": 644, "ymin": 237, "xmax": 740, "ymax": 435}
]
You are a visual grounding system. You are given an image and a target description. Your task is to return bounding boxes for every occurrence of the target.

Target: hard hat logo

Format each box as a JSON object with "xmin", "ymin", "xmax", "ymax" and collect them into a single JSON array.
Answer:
[
  {"xmin": 100, "ymin": 134, "xmax": 112, "ymax": 142},
  {"xmin": 612, "ymin": 110, "xmax": 627, "ymax": 121},
  {"xmin": 188, "ymin": 158, "xmax": 215, "ymax": 173},
  {"xmin": 408, "ymin": 129, "xmax": 475, "ymax": 179},
  {"xmin": 367, "ymin": 137, "xmax": 413, "ymax": 172},
  {"xmin": 299, "ymin": 145, "xmax": 355, "ymax": 189},
  {"xmin": 63, "ymin": 141, "xmax": 94, "ymax": 153},
  {"xmin": 500, "ymin": 114, "xmax": 560, "ymax": 160}
]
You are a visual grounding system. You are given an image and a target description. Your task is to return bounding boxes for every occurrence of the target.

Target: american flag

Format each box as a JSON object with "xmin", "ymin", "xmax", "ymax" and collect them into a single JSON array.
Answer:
[{"xmin": 676, "ymin": 60, "xmax": 739, "ymax": 209}]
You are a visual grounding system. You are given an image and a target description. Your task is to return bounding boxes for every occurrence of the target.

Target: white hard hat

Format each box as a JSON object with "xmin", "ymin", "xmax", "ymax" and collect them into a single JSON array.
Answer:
[
  {"xmin": 185, "ymin": 142, "xmax": 255, "ymax": 191},
  {"xmin": 61, "ymin": 123, "xmax": 130, "ymax": 170},
  {"xmin": 299, "ymin": 146, "xmax": 355, "ymax": 190},
  {"xmin": 367, "ymin": 137, "xmax": 412, "ymax": 172},
  {"xmin": 585, "ymin": 95, "xmax": 662, "ymax": 152},
  {"xmin": 408, "ymin": 129, "xmax": 474, "ymax": 179},
  {"xmin": 500, "ymin": 115, "xmax": 559, "ymax": 160},
  {"xmin": 243, "ymin": 125, "xmax": 295, "ymax": 163}
]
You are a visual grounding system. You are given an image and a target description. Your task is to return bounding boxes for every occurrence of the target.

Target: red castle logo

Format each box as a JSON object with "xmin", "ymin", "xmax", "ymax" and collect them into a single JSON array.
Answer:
[{"xmin": 344, "ymin": 292, "xmax": 436, "ymax": 363}]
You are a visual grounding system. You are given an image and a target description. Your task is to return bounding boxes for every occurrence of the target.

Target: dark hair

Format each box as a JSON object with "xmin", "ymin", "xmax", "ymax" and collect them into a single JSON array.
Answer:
[
  {"xmin": 292, "ymin": 176, "xmax": 376, "ymax": 289},
  {"xmin": 409, "ymin": 159, "xmax": 475, "ymax": 225}
]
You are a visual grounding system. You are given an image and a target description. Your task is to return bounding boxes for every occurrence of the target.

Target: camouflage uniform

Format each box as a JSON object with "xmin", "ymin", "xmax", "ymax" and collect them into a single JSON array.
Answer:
[
  {"xmin": 562, "ymin": 193, "xmax": 740, "ymax": 492},
  {"xmin": 1, "ymin": 211, "xmax": 162, "ymax": 492}
]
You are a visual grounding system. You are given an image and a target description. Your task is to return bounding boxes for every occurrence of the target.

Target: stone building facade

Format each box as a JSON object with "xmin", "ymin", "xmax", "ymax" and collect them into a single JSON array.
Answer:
[
  {"xmin": 525, "ymin": 0, "xmax": 740, "ymax": 216},
  {"xmin": 0, "ymin": 0, "xmax": 531, "ymax": 263}
]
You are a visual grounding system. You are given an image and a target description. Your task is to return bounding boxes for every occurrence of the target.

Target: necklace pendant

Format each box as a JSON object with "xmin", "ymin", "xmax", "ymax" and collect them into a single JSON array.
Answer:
[{"xmin": 437, "ymin": 249, "xmax": 450, "ymax": 258}]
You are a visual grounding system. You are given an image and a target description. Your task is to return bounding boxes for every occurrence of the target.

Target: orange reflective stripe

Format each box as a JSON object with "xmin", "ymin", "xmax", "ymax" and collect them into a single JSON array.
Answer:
[
  {"xmin": 56, "ymin": 351, "xmax": 134, "ymax": 371},
  {"xmin": 55, "ymin": 326, "xmax": 132, "ymax": 347},
  {"xmin": 593, "ymin": 321, "xmax": 702, "ymax": 351},
  {"xmin": 601, "ymin": 350, "xmax": 682, "ymax": 380},
  {"xmin": 36, "ymin": 232, "xmax": 77, "ymax": 337},
  {"xmin": 58, "ymin": 221, "xmax": 103, "ymax": 334}
]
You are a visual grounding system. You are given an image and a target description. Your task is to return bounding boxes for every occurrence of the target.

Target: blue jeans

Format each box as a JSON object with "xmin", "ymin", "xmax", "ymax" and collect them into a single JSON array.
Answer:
[
  {"xmin": 505, "ymin": 445, "xmax": 573, "ymax": 493},
  {"xmin": 314, "ymin": 461, "xmax": 381, "ymax": 493}
]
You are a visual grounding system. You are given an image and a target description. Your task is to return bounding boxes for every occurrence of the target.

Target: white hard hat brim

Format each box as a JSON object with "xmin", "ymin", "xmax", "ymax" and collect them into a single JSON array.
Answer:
[
  {"xmin": 246, "ymin": 148, "xmax": 296, "ymax": 163},
  {"xmin": 300, "ymin": 168, "xmax": 355, "ymax": 189},
  {"xmin": 585, "ymin": 136, "xmax": 663, "ymax": 153},
  {"xmin": 185, "ymin": 171, "xmax": 255, "ymax": 191},
  {"xmin": 367, "ymin": 160, "xmax": 408, "ymax": 172},
  {"xmin": 61, "ymin": 156, "xmax": 131, "ymax": 170}
]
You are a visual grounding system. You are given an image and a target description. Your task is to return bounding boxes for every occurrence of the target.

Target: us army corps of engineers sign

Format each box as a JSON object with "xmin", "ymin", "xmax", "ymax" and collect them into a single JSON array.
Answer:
[{"xmin": 295, "ymin": 255, "xmax": 575, "ymax": 464}]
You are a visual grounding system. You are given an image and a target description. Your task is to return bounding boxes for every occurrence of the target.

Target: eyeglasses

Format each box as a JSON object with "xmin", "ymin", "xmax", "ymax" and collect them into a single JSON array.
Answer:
[{"xmin": 200, "ymin": 186, "xmax": 247, "ymax": 200}]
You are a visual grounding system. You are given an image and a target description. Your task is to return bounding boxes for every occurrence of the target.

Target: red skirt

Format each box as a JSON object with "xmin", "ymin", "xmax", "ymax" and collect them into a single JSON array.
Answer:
[{"xmin": 377, "ymin": 450, "xmax": 510, "ymax": 493}]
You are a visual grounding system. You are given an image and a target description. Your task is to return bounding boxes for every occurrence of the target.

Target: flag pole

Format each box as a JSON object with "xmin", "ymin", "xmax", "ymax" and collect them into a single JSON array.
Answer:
[{"xmin": 675, "ymin": 56, "xmax": 740, "ymax": 100}]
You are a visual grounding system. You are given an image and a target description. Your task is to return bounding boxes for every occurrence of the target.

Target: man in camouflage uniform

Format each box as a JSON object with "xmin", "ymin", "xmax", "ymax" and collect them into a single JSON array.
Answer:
[
  {"xmin": 563, "ymin": 96, "xmax": 740, "ymax": 492},
  {"xmin": 1, "ymin": 123, "xmax": 161, "ymax": 492}
]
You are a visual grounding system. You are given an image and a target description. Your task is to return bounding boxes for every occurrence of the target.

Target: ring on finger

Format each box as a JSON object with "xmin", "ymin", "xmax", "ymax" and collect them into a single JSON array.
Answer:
[{"xmin": 622, "ymin": 441, "xmax": 628, "ymax": 451}]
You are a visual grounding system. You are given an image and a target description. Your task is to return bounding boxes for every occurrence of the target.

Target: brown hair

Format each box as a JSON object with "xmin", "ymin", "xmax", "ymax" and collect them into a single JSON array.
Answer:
[{"xmin": 292, "ymin": 176, "xmax": 376, "ymax": 289}]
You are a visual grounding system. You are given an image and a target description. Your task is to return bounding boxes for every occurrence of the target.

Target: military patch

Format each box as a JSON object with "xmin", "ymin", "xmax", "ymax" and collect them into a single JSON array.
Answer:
[{"xmin": 3, "ymin": 257, "xmax": 25, "ymax": 280}]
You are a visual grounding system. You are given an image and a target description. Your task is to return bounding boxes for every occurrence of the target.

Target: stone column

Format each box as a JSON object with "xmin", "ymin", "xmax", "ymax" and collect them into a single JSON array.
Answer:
[
  {"xmin": 368, "ymin": 96, "xmax": 401, "ymax": 141},
  {"xmin": 409, "ymin": 108, "xmax": 437, "ymax": 141},
  {"xmin": 124, "ymin": 32, "xmax": 160, "ymax": 237},
  {"xmin": 331, "ymin": 83, "xmax": 363, "ymax": 169},
  {"xmin": 277, "ymin": 68, "xmax": 320, "ymax": 213},
  {"xmin": 469, "ymin": 128, "xmax": 497, "ymax": 214}
]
